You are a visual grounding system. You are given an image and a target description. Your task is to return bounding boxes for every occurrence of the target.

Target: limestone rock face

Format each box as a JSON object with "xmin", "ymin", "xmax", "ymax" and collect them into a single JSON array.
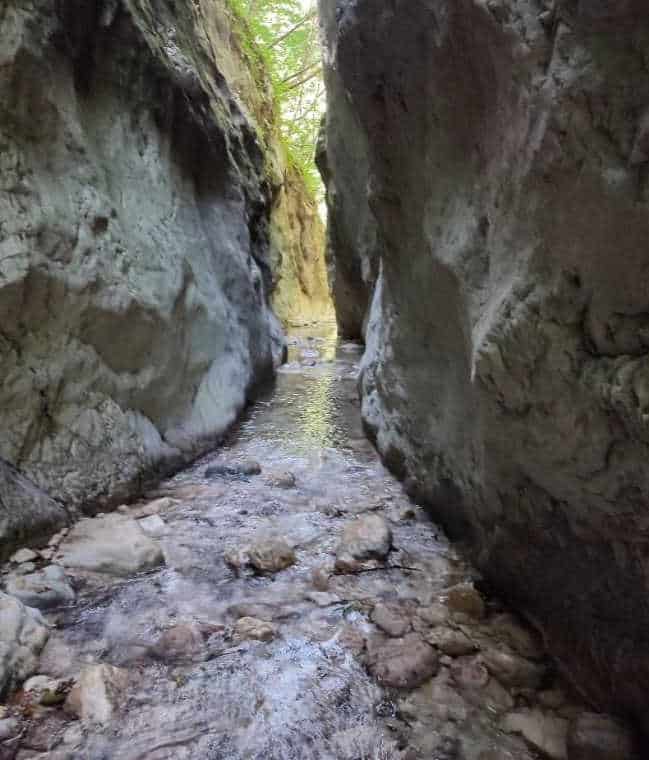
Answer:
[
  {"xmin": 0, "ymin": 0, "xmax": 324, "ymax": 555},
  {"xmin": 320, "ymin": 0, "xmax": 649, "ymax": 729}
]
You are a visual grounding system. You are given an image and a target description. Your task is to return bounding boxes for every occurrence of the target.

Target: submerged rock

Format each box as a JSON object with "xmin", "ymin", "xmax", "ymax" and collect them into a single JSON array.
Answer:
[
  {"xmin": 370, "ymin": 603, "xmax": 411, "ymax": 638},
  {"xmin": 0, "ymin": 593, "xmax": 49, "ymax": 696},
  {"xmin": 446, "ymin": 584, "xmax": 485, "ymax": 621},
  {"xmin": 57, "ymin": 514, "xmax": 164, "ymax": 577},
  {"xmin": 264, "ymin": 471, "xmax": 297, "ymax": 489}
]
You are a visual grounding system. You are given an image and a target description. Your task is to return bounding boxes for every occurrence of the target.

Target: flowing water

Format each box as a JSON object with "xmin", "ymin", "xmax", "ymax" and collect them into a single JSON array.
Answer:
[{"xmin": 7, "ymin": 325, "xmax": 613, "ymax": 760}]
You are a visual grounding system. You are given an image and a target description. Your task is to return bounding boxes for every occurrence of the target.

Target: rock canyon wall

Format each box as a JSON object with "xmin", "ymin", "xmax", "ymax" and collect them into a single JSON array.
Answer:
[
  {"xmin": 320, "ymin": 0, "xmax": 649, "ymax": 732},
  {"xmin": 0, "ymin": 0, "xmax": 328, "ymax": 556}
]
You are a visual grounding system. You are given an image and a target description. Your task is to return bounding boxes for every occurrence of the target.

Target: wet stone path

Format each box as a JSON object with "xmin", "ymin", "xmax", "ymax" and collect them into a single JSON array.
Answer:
[{"xmin": 0, "ymin": 326, "xmax": 638, "ymax": 760}]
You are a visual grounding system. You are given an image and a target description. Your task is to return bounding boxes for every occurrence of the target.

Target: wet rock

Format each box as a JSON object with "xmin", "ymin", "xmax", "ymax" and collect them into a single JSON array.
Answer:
[
  {"xmin": 426, "ymin": 627, "xmax": 476, "ymax": 657},
  {"xmin": 488, "ymin": 613, "xmax": 544, "ymax": 659},
  {"xmin": 416, "ymin": 603, "xmax": 450, "ymax": 628},
  {"xmin": 9, "ymin": 549, "xmax": 38, "ymax": 565},
  {"xmin": 64, "ymin": 664, "xmax": 128, "ymax": 725},
  {"xmin": 400, "ymin": 673, "xmax": 468, "ymax": 724},
  {"xmin": 247, "ymin": 537, "xmax": 296, "ymax": 574},
  {"xmin": 335, "ymin": 514, "xmax": 392, "ymax": 571},
  {"xmin": 446, "ymin": 584, "xmax": 485, "ymax": 620},
  {"xmin": 338, "ymin": 625, "xmax": 367, "ymax": 656},
  {"xmin": 311, "ymin": 565, "xmax": 331, "ymax": 591},
  {"xmin": 152, "ymin": 624, "xmax": 205, "ymax": 661},
  {"xmin": 450, "ymin": 656, "xmax": 490, "ymax": 690},
  {"xmin": 205, "ymin": 460, "xmax": 261, "ymax": 478},
  {"xmin": 14, "ymin": 563, "xmax": 36, "ymax": 576},
  {"xmin": 233, "ymin": 617, "xmax": 277, "ymax": 642},
  {"xmin": 36, "ymin": 638, "xmax": 76, "ymax": 680},
  {"xmin": 5, "ymin": 566, "xmax": 75, "ymax": 610},
  {"xmin": 57, "ymin": 514, "xmax": 164, "ymax": 577},
  {"xmin": 538, "ymin": 689, "xmax": 567, "ymax": 710},
  {"xmin": 264, "ymin": 471, "xmax": 297, "ymax": 489},
  {"xmin": 305, "ymin": 591, "xmax": 341, "ymax": 607},
  {"xmin": 371, "ymin": 603, "xmax": 411, "ymax": 637},
  {"xmin": 567, "ymin": 712, "xmax": 637, "ymax": 760},
  {"xmin": 367, "ymin": 633, "xmax": 438, "ymax": 688},
  {"xmin": 481, "ymin": 648, "xmax": 545, "ymax": 689},
  {"xmin": 0, "ymin": 716, "xmax": 20, "ymax": 743},
  {"xmin": 502, "ymin": 709, "xmax": 569, "ymax": 760},
  {"xmin": 137, "ymin": 515, "xmax": 169, "ymax": 538},
  {"xmin": 0, "ymin": 592, "xmax": 49, "ymax": 695}
]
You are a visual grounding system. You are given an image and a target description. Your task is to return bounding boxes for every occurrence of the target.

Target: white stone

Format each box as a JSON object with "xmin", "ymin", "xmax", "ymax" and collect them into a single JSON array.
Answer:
[
  {"xmin": 64, "ymin": 664, "xmax": 128, "ymax": 724},
  {"xmin": 503, "ymin": 709, "xmax": 569, "ymax": 760},
  {"xmin": 9, "ymin": 548, "xmax": 38, "ymax": 564},
  {"xmin": 58, "ymin": 514, "xmax": 164, "ymax": 576},
  {"xmin": 0, "ymin": 592, "xmax": 49, "ymax": 694}
]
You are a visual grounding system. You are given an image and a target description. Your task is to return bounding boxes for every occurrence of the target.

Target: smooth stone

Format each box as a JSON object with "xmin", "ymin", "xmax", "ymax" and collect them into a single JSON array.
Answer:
[
  {"xmin": 36, "ymin": 637, "xmax": 77, "ymax": 679},
  {"xmin": 336, "ymin": 514, "xmax": 392, "ymax": 571},
  {"xmin": 446, "ymin": 583, "xmax": 486, "ymax": 620},
  {"xmin": 64, "ymin": 664, "xmax": 128, "ymax": 725},
  {"xmin": 567, "ymin": 712, "xmax": 637, "ymax": 760},
  {"xmin": 502, "ymin": 709, "xmax": 569, "ymax": 760},
  {"xmin": 0, "ymin": 716, "xmax": 20, "ymax": 741},
  {"xmin": 481, "ymin": 648, "xmax": 545, "ymax": 688},
  {"xmin": 234, "ymin": 617, "xmax": 277, "ymax": 642},
  {"xmin": 367, "ymin": 633, "xmax": 438, "ymax": 688},
  {"xmin": 4, "ymin": 565, "xmax": 75, "ymax": 610},
  {"xmin": 426, "ymin": 627, "xmax": 476, "ymax": 657},
  {"xmin": 152, "ymin": 624, "xmax": 205, "ymax": 661},
  {"xmin": 247, "ymin": 537, "xmax": 296, "ymax": 574},
  {"xmin": 371, "ymin": 603, "xmax": 411, "ymax": 637},
  {"xmin": 417, "ymin": 603, "xmax": 450, "ymax": 627},
  {"xmin": 264, "ymin": 471, "xmax": 297, "ymax": 489},
  {"xmin": 0, "ymin": 592, "xmax": 49, "ymax": 694},
  {"xmin": 10, "ymin": 549, "xmax": 38, "ymax": 564},
  {"xmin": 57, "ymin": 514, "xmax": 164, "ymax": 577},
  {"xmin": 137, "ymin": 514, "xmax": 168, "ymax": 537}
]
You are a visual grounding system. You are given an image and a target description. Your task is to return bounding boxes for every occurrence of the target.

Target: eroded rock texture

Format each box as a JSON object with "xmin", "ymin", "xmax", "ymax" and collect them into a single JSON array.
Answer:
[
  {"xmin": 0, "ymin": 0, "xmax": 325, "ymax": 555},
  {"xmin": 320, "ymin": 0, "xmax": 649, "ymax": 731}
]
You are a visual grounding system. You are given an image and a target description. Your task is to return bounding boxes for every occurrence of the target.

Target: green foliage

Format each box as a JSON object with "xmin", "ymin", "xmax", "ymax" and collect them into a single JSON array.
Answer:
[{"xmin": 228, "ymin": 0, "xmax": 324, "ymax": 199}]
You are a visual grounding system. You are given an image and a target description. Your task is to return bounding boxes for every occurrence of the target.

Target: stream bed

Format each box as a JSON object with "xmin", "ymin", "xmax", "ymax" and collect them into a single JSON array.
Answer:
[{"xmin": 1, "ymin": 325, "xmax": 637, "ymax": 760}]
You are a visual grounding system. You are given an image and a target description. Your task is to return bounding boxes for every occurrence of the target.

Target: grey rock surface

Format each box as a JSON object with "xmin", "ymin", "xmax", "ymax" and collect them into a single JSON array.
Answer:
[
  {"xmin": 0, "ymin": 0, "xmax": 323, "ymax": 557},
  {"xmin": 0, "ymin": 591, "xmax": 49, "ymax": 696},
  {"xmin": 4, "ymin": 565, "xmax": 75, "ymax": 610},
  {"xmin": 320, "ymin": 0, "xmax": 649, "ymax": 731}
]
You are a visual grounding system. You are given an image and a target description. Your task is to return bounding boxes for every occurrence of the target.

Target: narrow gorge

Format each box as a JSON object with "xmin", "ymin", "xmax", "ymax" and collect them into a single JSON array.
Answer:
[{"xmin": 0, "ymin": 1, "xmax": 647, "ymax": 758}]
